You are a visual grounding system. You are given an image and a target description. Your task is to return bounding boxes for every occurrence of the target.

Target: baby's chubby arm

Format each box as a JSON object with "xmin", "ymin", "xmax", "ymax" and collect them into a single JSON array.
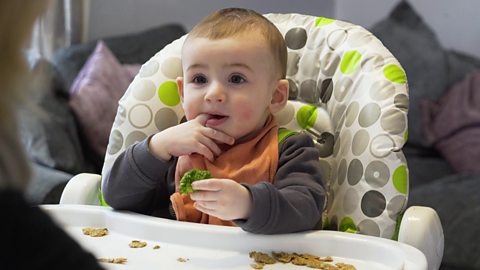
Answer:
[{"xmin": 149, "ymin": 114, "xmax": 234, "ymax": 162}]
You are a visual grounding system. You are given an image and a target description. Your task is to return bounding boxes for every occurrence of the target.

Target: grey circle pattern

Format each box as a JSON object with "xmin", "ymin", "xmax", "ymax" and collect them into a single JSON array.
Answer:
[
  {"xmin": 370, "ymin": 134, "xmax": 396, "ymax": 158},
  {"xmin": 132, "ymin": 79, "xmax": 156, "ymax": 101},
  {"xmin": 387, "ymin": 195, "xmax": 407, "ymax": 220},
  {"xmin": 321, "ymin": 52, "xmax": 341, "ymax": 76},
  {"xmin": 318, "ymin": 78, "xmax": 333, "ymax": 103},
  {"xmin": 334, "ymin": 77, "xmax": 353, "ymax": 102},
  {"xmin": 361, "ymin": 54, "xmax": 385, "ymax": 72},
  {"xmin": 333, "ymin": 133, "xmax": 341, "ymax": 157},
  {"xmin": 361, "ymin": 190, "xmax": 386, "ymax": 218},
  {"xmin": 348, "ymin": 30, "xmax": 374, "ymax": 48},
  {"xmin": 128, "ymin": 104, "xmax": 153, "ymax": 129},
  {"xmin": 345, "ymin": 102, "xmax": 359, "ymax": 128},
  {"xmin": 358, "ymin": 219, "xmax": 380, "ymax": 237},
  {"xmin": 285, "ymin": 27, "xmax": 307, "ymax": 50},
  {"xmin": 343, "ymin": 188, "xmax": 359, "ymax": 214},
  {"xmin": 299, "ymin": 52, "xmax": 321, "ymax": 77},
  {"xmin": 299, "ymin": 79, "xmax": 318, "ymax": 104},
  {"xmin": 155, "ymin": 108, "xmax": 179, "ymax": 131},
  {"xmin": 318, "ymin": 159, "xmax": 332, "ymax": 185},
  {"xmin": 347, "ymin": 159, "xmax": 363, "ymax": 186},
  {"xmin": 139, "ymin": 60, "xmax": 159, "ymax": 77},
  {"xmin": 107, "ymin": 129, "xmax": 123, "ymax": 155},
  {"xmin": 358, "ymin": 103, "xmax": 381, "ymax": 128},
  {"xmin": 315, "ymin": 132, "xmax": 335, "ymax": 157},
  {"xmin": 287, "ymin": 52, "xmax": 301, "ymax": 76},
  {"xmin": 365, "ymin": 160, "xmax": 390, "ymax": 188},
  {"xmin": 161, "ymin": 57, "xmax": 182, "ymax": 79},
  {"xmin": 382, "ymin": 224, "xmax": 396, "ymax": 239},
  {"xmin": 352, "ymin": 129, "xmax": 370, "ymax": 156},
  {"xmin": 381, "ymin": 109, "xmax": 406, "ymax": 134},
  {"xmin": 288, "ymin": 79, "xmax": 299, "ymax": 100},
  {"xmin": 113, "ymin": 104, "xmax": 127, "ymax": 127},
  {"xmin": 369, "ymin": 80, "xmax": 395, "ymax": 101},
  {"xmin": 327, "ymin": 29, "xmax": 348, "ymax": 50},
  {"xmin": 332, "ymin": 104, "xmax": 347, "ymax": 132},
  {"xmin": 394, "ymin": 94, "xmax": 409, "ymax": 111},
  {"xmin": 124, "ymin": 131, "xmax": 147, "ymax": 148},
  {"xmin": 337, "ymin": 159, "xmax": 347, "ymax": 186}
]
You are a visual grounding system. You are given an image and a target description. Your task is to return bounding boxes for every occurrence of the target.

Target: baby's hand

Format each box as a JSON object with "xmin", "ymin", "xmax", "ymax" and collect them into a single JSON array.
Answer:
[
  {"xmin": 149, "ymin": 114, "xmax": 234, "ymax": 161},
  {"xmin": 190, "ymin": 179, "xmax": 252, "ymax": 221}
]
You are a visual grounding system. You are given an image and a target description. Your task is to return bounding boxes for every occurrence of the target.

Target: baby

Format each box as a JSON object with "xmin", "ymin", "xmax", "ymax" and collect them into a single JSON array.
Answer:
[{"xmin": 103, "ymin": 8, "xmax": 326, "ymax": 234}]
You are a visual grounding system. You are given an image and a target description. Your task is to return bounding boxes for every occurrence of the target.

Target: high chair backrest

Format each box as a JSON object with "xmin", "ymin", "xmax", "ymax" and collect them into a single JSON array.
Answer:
[{"xmin": 102, "ymin": 13, "xmax": 409, "ymax": 239}]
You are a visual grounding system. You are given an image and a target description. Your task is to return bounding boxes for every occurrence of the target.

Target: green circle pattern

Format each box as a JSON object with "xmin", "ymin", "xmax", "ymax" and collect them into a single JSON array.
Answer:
[
  {"xmin": 384, "ymin": 64, "xmax": 407, "ymax": 84},
  {"xmin": 340, "ymin": 50, "xmax": 362, "ymax": 74},
  {"xmin": 339, "ymin": 216, "xmax": 357, "ymax": 233},
  {"xmin": 393, "ymin": 165, "xmax": 408, "ymax": 194},
  {"xmin": 158, "ymin": 81, "xmax": 180, "ymax": 106},
  {"xmin": 315, "ymin": 17, "xmax": 335, "ymax": 27},
  {"xmin": 296, "ymin": 104, "xmax": 318, "ymax": 129}
]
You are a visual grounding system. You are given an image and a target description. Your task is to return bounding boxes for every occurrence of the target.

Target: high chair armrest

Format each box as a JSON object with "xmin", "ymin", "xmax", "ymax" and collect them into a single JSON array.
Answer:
[
  {"xmin": 59, "ymin": 173, "xmax": 102, "ymax": 205},
  {"xmin": 399, "ymin": 206, "xmax": 444, "ymax": 270}
]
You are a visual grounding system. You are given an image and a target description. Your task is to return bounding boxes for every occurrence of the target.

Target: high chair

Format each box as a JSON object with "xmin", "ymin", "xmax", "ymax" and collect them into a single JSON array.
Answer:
[{"xmin": 59, "ymin": 13, "xmax": 443, "ymax": 269}]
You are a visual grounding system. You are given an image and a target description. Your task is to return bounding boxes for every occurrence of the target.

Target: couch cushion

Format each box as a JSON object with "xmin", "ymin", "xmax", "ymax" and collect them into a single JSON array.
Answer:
[
  {"xmin": 370, "ymin": 2, "xmax": 449, "ymax": 147},
  {"xmin": 18, "ymin": 59, "xmax": 91, "ymax": 174},
  {"xmin": 69, "ymin": 41, "xmax": 140, "ymax": 161},
  {"xmin": 53, "ymin": 23, "xmax": 186, "ymax": 94}
]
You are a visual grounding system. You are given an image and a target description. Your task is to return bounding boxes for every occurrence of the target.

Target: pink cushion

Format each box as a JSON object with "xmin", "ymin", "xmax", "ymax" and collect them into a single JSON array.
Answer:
[
  {"xmin": 421, "ymin": 70, "xmax": 480, "ymax": 173},
  {"xmin": 69, "ymin": 41, "xmax": 140, "ymax": 158}
]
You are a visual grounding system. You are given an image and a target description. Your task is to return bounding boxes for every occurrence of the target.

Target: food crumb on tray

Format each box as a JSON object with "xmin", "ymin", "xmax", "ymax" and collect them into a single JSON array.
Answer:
[
  {"xmin": 153, "ymin": 245, "xmax": 161, "ymax": 249},
  {"xmin": 82, "ymin": 227, "xmax": 109, "ymax": 237},
  {"xmin": 177, "ymin": 257, "xmax": 189, "ymax": 262},
  {"xmin": 250, "ymin": 251, "xmax": 356, "ymax": 270},
  {"xmin": 97, "ymin": 257, "xmax": 127, "ymax": 264},
  {"xmin": 129, "ymin": 240, "xmax": 147, "ymax": 248}
]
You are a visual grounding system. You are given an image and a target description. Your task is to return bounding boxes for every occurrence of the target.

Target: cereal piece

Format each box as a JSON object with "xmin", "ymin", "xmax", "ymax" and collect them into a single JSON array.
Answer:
[
  {"xmin": 129, "ymin": 240, "xmax": 147, "ymax": 248},
  {"xmin": 320, "ymin": 256, "xmax": 334, "ymax": 262},
  {"xmin": 153, "ymin": 245, "xmax": 161, "ymax": 249},
  {"xmin": 249, "ymin": 251, "xmax": 276, "ymax": 264},
  {"xmin": 300, "ymin": 253, "xmax": 320, "ymax": 260},
  {"xmin": 336, "ymin": 262, "xmax": 357, "ymax": 270},
  {"xmin": 291, "ymin": 255, "xmax": 308, "ymax": 266},
  {"xmin": 272, "ymin": 251, "xmax": 294, "ymax": 263},
  {"xmin": 97, "ymin": 258, "xmax": 127, "ymax": 264},
  {"xmin": 250, "ymin": 263, "xmax": 264, "ymax": 269},
  {"xmin": 82, "ymin": 227, "xmax": 108, "ymax": 237},
  {"xmin": 177, "ymin": 257, "xmax": 189, "ymax": 262}
]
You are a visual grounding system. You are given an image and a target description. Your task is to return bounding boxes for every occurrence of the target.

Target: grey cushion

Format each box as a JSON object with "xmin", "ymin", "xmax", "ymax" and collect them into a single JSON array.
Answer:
[
  {"xmin": 370, "ymin": 2, "xmax": 449, "ymax": 147},
  {"xmin": 409, "ymin": 174, "xmax": 480, "ymax": 269},
  {"xmin": 19, "ymin": 59, "xmax": 92, "ymax": 174},
  {"xmin": 25, "ymin": 162, "xmax": 74, "ymax": 204},
  {"xmin": 53, "ymin": 23, "xmax": 186, "ymax": 93}
]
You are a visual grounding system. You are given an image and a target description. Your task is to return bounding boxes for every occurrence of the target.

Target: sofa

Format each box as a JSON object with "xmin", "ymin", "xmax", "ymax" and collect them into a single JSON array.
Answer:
[{"xmin": 21, "ymin": 3, "xmax": 479, "ymax": 270}]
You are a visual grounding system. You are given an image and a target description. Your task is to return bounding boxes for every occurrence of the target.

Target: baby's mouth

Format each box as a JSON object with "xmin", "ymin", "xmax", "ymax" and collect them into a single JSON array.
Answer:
[{"xmin": 206, "ymin": 113, "xmax": 228, "ymax": 126}]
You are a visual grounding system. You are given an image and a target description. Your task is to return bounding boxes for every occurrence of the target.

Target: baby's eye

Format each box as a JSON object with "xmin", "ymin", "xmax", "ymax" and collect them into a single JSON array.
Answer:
[
  {"xmin": 192, "ymin": 75, "xmax": 207, "ymax": 84},
  {"xmin": 229, "ymin": 74, "xmax": 246, "ymax": 84}
]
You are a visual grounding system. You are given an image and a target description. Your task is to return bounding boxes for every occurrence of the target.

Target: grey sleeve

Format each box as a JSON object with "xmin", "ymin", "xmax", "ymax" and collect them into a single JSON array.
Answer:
[
  {"xmin": 235, "ymin": 133, "xmax": 326, "ymax": 234},
  {"xmin": 102, "ymin": 136, "xmax": 176, "ymax": 217}
]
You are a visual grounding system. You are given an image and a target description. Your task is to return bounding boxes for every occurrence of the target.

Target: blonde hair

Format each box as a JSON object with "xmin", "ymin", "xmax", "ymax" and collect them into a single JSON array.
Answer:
[
  {"xmin": 0, "ymin": 0, "xmax": 47, "ymax": 190},
  {"xmin": 186, "ymin": 8, "xmax": 287, "ymax": 79}
]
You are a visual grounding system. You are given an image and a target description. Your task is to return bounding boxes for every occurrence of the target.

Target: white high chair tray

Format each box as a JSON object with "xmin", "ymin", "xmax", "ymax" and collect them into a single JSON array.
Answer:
[{"xmin": 42, "ymin": 205, "xmax": 426, "ymax": 270}]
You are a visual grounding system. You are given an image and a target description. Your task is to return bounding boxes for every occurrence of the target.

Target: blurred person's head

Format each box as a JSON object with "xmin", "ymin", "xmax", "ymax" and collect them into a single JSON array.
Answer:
[{"xmin": 0, "ymin": 0, "xmax": 47, "ymax": 190}]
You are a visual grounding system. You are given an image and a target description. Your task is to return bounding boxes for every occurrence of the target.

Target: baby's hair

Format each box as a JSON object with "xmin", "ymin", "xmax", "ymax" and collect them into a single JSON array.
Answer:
[{"xmin": 186, "ymin": 8, "xmax": 287, "ymax": 79}]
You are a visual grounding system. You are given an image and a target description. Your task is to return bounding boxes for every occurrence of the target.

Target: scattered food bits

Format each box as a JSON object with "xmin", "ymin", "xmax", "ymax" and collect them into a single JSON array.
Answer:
[
  {"xmin": 82, "ymin": 227, "xmax": 109, "ymax": 237},
  {"xmin": 250, "ymin": 262, "xmax": 265, "ymax": 269},
  {"xmin": 250, "ymin": 251, "xmax": 356, "ymax": 270},
  {"xmin": 249, "ymin": 251, "xmax": 276, "ymax": 264},
  {"xmin": 177, "ymin": 257, "xmax": 189, "ymax": 262},
  {"xmin": 97, "ymin": 258, "xmax": 127, "ymax": 264},
  {"xmin": 129, "ymin": 240, "xmax": 147, "ymax": 248},
  {"xmin": 153, "ymin": 245, "xmax": 161, "ymax": 249}
]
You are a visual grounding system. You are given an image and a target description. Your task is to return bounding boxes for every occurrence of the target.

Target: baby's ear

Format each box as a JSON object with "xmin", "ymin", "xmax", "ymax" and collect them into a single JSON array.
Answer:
[
  {"xmin": 269, "ymin": 79, "xmax": 289, "ymax": 114},
  {"xmin": 176, "ymin": 77, "xmax": 185, "ymax": 102}
]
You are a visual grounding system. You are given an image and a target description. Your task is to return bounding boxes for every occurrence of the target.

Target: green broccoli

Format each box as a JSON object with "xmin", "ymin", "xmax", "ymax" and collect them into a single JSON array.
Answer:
[{"xmin": 179, "ymin": 169, "xmax": 212, "ymax": 195}]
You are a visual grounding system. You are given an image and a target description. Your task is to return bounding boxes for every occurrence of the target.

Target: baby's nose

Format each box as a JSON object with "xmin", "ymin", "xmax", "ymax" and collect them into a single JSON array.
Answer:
[{"xmin": 205, "ymin": 84, "xmax": 226, "ymax": 102}]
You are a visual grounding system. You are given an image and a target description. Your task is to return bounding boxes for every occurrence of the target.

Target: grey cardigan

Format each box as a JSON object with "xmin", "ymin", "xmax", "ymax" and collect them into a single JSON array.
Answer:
[{"xmin": 103, "ymin": 133, "xmax": 326, "ymax": 234}]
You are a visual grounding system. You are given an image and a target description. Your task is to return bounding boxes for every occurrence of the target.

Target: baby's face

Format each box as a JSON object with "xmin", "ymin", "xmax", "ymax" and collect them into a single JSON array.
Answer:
[{"xmin": 178, "ymin": 33, "xmax": 282, "ymax": 142}]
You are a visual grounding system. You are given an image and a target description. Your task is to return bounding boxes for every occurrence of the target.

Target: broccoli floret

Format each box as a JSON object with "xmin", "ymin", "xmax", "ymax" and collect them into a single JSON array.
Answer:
[{"xmin": 179, "ymin": 169, "xmax": 212, "ymax": 194}]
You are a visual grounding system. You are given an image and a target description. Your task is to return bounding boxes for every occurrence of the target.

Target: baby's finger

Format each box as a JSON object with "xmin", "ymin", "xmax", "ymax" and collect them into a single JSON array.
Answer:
[
  {"xmin": 194, "ymin": 143, "xmax": 215, "ymax": 162},
  {"xmin": 194, "ymin": 114, "xmax": 210, "ymax": 126},
  {"xmin": 197, "ymin": 136, "xmax": 222, "ymax": 157},
  {"xmin": 203, "ymin": 127, "xmax": 235, "ymax": 145},
  {"xmin": 190, "ymin": 190, "xmax": 217, "ymax": 201},
  {"xmin": 191, "ymin": 179, "xmax": 222, "ymax": 191},
  {"xmin": 193, "ymin": 201, "xmax": 216, "ymax": 211}
]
